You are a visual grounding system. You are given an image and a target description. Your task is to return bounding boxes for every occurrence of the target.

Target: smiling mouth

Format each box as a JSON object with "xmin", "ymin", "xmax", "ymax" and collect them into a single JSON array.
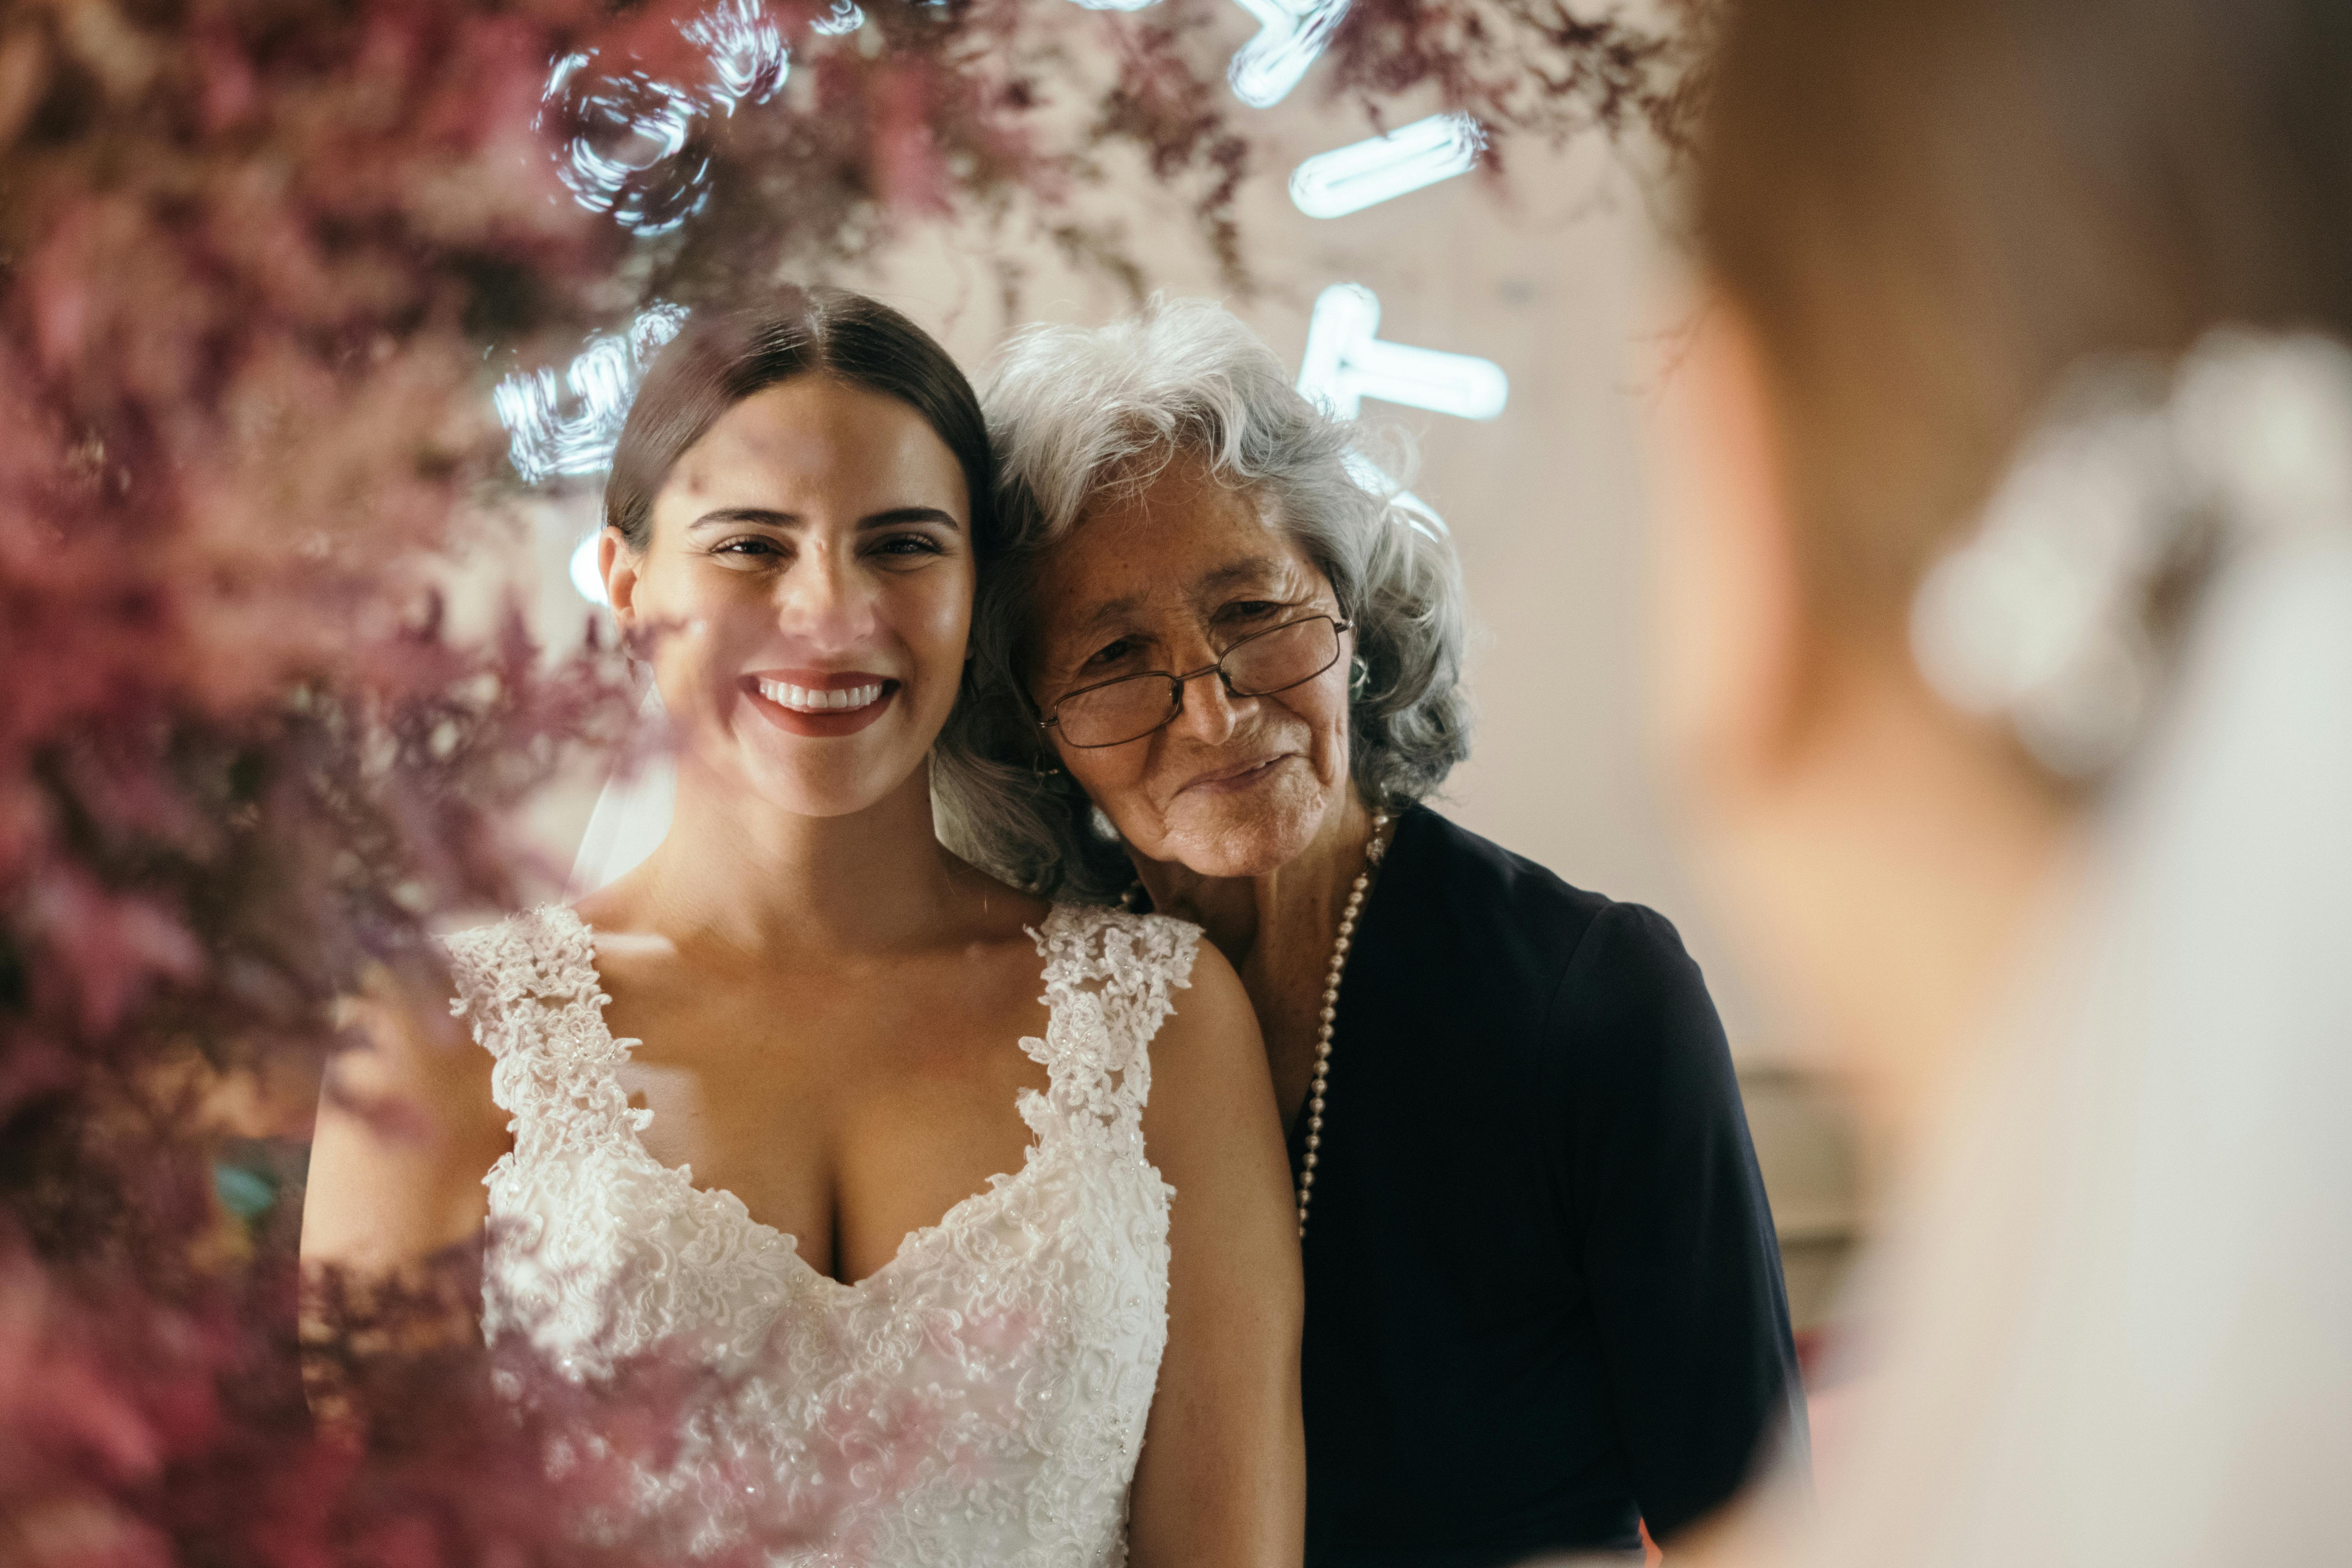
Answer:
[
  {"xmin": 755, "ymin": 677, "xmax": 891, "ymax": 714},
  {"xmin": 1181, "ymin": 754, "xmax": 1290, "ymax": 793}
]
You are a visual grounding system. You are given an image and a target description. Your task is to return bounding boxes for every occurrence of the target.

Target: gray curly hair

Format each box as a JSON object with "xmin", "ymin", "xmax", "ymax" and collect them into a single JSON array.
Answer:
[{"xmin": 931, "ymin": 296, "xmax": 1473, "ymax": 902}]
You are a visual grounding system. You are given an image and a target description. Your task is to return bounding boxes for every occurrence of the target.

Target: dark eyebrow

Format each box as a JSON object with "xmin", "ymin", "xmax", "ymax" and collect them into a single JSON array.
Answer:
[
  {"xmin": 859, "ymin": 507, "xmax": 962, "ymax": 531},
  {"xmin": 688, "ymin": 507, "xmax": 797, "ymax": 532},
  {"xmin": 685, "ymin": 506, "xmax": 963, "ymax": 532}
]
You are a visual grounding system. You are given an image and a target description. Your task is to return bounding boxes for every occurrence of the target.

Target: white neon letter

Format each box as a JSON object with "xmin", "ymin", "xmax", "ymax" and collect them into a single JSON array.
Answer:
[
  {"xmin": 1297, "ymin": 284, "xmax": 1508, "ymax": 421},
  {"xmin": 1290, "ymin": 112, "xmax": 1484, "ymax": 218},
  {"xmin": 495, "ymin": 303, "xmax": 690, "ymax": 488},
  {"xmin": 1227, "ymin": 0, "xmax": 1349, "ymax": 108}
]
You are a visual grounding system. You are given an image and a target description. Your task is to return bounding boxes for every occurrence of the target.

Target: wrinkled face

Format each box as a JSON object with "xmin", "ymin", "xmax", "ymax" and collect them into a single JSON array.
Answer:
[
  {"xmin": 605, "ymin": 374, "xmax": 973, "ymax": 819},
  {"xmin": 1027, "ymin": 454, "xmax": 1354, "ymax": 879}
]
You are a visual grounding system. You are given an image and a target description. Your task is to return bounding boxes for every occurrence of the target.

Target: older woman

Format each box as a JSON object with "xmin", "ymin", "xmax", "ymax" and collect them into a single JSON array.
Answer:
[{"xmin": 936, "ymin": 299, "xmax": 1802, "ymax": 1567}]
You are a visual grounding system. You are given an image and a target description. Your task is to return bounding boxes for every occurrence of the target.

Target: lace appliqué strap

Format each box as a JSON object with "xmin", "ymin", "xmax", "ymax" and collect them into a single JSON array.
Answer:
[
  {"xmin": 1021, "ymin": 905, "xmax": 1201, "ymax": 1147},
  {"xmin": 445, "ymin": 907, "xmax": 651, "ymax": 1158}
]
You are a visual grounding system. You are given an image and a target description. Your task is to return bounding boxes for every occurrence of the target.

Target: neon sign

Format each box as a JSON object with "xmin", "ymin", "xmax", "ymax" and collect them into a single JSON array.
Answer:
[
  {"xmin": 1290, "ymin": 113, "xmax": 1484, "ymax": 218},
  {"xmin": 1227, "ymin": 0, "xmax": 1351, "ymax": 107},
  {"xmin": 513, "ymin": 0, "xmax": 1508, "ymax": 603},
  {"xmin": 1297, "ymin": 283, "xmax": 1508, "ymax": 421}
]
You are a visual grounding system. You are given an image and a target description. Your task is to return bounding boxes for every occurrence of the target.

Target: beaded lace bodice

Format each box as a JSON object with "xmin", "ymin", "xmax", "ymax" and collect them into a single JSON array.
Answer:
[{"xmin": 445, "ymin": 902, "xmax": 1198, "ymax": 1567}]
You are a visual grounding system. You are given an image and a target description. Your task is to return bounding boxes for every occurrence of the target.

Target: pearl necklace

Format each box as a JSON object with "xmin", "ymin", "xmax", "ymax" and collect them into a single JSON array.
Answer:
[{"xmin": 1297, "ymin": 809, "xmax": 1392, "ymax": 1239}]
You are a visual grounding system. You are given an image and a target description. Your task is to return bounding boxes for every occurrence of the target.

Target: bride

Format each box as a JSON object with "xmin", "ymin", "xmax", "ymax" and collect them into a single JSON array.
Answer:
[{"xmin": 301, "ymin": 289, "xmax": 1305, "ymax": 1566}]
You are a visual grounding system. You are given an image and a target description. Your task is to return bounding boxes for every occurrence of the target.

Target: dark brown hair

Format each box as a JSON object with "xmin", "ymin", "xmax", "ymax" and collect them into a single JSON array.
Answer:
[
  {"xmin": 604, "ymin": 287, "xmax": 996, "ymax": 555},
  {"xmin": 1695, "ymin": 0, "xmax": 2352, "ymax": 637}
]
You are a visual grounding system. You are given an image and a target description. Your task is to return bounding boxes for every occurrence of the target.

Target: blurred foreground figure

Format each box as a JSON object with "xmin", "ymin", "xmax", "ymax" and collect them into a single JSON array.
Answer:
[{"xmin": 1657, "ymin": 0, "xmax": 2352, "ymax": 1563}]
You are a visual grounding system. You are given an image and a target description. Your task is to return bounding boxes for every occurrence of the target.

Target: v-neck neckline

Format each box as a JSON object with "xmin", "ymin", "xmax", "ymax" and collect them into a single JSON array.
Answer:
[{"xmin": 545, "ymin": 902, "xmax": 1069, "ymax": 1295}]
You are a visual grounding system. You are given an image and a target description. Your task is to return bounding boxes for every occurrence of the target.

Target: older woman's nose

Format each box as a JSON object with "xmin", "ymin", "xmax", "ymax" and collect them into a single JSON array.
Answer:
[{"xmin": 1169, "ymin": 668, "xmax": 1249, "ymax": 746}]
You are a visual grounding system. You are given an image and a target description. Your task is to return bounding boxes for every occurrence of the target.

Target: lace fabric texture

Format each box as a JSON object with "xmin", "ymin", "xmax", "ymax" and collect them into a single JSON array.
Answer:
[{"xmin": 445, "ymin": 902, "xmax": 1200, "ymax": 1567}]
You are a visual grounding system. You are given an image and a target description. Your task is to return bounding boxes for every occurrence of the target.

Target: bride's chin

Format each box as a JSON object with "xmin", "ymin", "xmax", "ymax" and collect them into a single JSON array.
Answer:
[{"xmin": 725, "ymin": 740, "xmax": 921, "ymax": 820}]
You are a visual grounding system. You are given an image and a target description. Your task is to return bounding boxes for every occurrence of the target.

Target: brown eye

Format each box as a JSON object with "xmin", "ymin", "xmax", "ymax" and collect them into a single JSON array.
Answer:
[{"xmin": 1216, "ymin": 599, "xmax": 1292, "ymax": 630}]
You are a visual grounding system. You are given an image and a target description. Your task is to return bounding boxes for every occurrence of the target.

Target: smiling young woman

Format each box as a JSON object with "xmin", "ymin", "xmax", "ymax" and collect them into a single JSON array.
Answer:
[{"xmin": 300, "ymin": 289, "xmax": 1305, "ymax": 1567}]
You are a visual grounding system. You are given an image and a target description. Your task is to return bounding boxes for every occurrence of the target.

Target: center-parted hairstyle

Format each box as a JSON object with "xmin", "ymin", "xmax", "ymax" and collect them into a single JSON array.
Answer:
[
  {"xmin": 605, "ymin": 286, "xmax": 998, "ymax": 558},
  {"xmin": 606, "ymin": 288, "xmax": 1040, "ymax": 859},
  {"xmin": 930, "ymin": 297, "xmax": 1473, "ymax": 902}
]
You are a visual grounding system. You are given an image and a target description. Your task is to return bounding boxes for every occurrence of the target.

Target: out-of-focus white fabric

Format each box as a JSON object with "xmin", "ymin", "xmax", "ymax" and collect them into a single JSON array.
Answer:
[
  {"xmin": 569, "ymin": 688, "xmax": 675, "ymax": 896},
  {"xmin": 1775, "ymin": 333, "xmax": 2352, "ymax": 1568}
]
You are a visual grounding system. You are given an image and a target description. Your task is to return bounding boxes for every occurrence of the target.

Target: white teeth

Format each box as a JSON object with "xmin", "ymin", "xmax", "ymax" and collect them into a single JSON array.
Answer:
[{"xmin": 756, "ymin": 679, "xmax": 886, "ymax": 715}]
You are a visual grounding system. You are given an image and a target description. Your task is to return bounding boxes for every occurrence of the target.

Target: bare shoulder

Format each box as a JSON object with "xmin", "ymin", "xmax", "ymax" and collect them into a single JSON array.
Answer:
[
  {"xmin": 301, "ymin": 926, "xmax": 518, "ymax": 1276},
  {"xmin": 328, "ymin": 970, "xmax": 497, "ymax": 1113},
  {"xmin": 1153, "ymin": 930, "xmax": 1260, "ymax": 1055},
  {"xmin": 1135, "ymin": 926, "xmax": 1273, "ymax": 1132}
]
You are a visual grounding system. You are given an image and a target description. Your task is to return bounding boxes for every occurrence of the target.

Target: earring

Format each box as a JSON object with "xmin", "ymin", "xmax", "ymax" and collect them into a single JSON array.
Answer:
[
  {"xmin": 1033, "ymin": 751, "xmax": 1062, "ymax": 780},
  {"xmin": 1350, "ymin": 655, "xmax": 1371, "ymax": 697}
]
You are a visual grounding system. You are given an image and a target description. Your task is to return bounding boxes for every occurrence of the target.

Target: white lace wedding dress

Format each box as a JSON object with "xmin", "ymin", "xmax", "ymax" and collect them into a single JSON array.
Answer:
[{"xmin": 444, "ymin": 901, "xmax": 1200, "ymax": 1567}]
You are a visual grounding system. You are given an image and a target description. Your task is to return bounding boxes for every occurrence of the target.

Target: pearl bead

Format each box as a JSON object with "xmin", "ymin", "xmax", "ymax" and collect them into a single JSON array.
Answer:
[{"xmin": 1296, "ymin": 815, "xmax": 1392, "ymax": 1239}]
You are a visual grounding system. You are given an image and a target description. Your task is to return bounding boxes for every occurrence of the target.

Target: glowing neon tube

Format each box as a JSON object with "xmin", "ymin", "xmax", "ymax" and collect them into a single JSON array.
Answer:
[
  {"xmin": 1290, "ymin": 113, "xmax": 1485, "ymax": 218},
  {"xmin": 1227, "ymin": 0, "xmax": 1350, "ymax": 107},
  {"xmin": 1297, "ymin": 284, "xmax": 1509, "ymax": 421}
]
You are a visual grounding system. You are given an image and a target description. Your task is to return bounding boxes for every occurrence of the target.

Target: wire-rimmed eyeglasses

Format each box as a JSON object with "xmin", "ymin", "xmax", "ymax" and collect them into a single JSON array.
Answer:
[{"xmin": 1039, "ymin": 614, "xmax": 1353, "ymax": 750}]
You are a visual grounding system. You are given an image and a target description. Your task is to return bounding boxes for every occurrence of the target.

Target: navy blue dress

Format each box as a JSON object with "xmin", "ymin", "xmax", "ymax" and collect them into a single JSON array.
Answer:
[{"xmin": 1290, "ymin": 806, "xmax": 1803, "ymax": 1566}]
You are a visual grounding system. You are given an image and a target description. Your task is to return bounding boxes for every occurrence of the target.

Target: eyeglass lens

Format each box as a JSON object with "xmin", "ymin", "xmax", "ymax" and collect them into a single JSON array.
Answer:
[{"xmin": 1054, "ymin": 617, "xmax": 1343, "ymax": 748}]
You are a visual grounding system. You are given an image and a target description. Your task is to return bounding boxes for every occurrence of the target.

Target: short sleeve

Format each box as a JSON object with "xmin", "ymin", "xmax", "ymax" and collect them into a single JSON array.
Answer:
[{"xmin": 1552, "ymin": 902, "xmax": 1807, "ymax": 1542}]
